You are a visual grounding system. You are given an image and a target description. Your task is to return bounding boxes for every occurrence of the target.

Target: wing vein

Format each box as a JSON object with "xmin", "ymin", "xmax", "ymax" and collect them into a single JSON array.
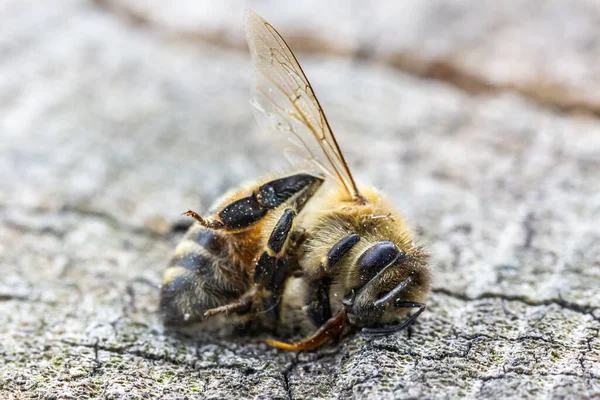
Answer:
[{"xmin": 245, "ymin": 10, "xmax": 363, "ymax": 201}]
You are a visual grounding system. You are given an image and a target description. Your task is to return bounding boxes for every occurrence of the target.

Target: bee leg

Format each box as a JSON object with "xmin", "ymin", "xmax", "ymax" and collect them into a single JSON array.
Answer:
[
  {"xmin": 203, "ymin": 209, "xmax": 297, "ymax": 319},
  {"xmin": 305, "ymin": 279, "xmax": 333, "ymax": 328},
  {"xmin": 253, "ymin": 209, "xmax": 297, "ymax": 325},
  {"xmin": 361, "ymin": 302, "xmax": 426, "ymax": 335},
  {"xmin": 182, "ymin": 210, "xmax": 225, "ymax": 230},
  {"xmin": 199, "ymin": 175, "xmax": 322, "ymax": 319},
  {"xmin": 254, "ymin": 209, "xmax": 297, "ymax": 287},
  {"xmin": 265, "ymin": 310, "xmax": 347, "ymax": 351},
  {"xmin": 265, "ymin": 234, "xmax": 361, "ymax": 351},
  {"xmin": 255, "ymin": 173, "xmax": 324, "ymax": 211},
  {"xmin": 254, "ymin": 208, "xmax": 297, "ymax": 327},
  {"xmin": 313, "ymin": 233, "xmax": 361, "ymax": 280},
  {"xmin": 183, "ymin": 173, "xmax": 323, "ymax": 231},
  {"xmin": 202, "ymin": 286, "xmax": 258, "ymax": 318},
  {"xmin": 260, "ymin": 255, "xmax": 295, "ymax": 326},
  {"xmin": 307, "ymin": 233, "xmax": 360, "ymax": 327}
]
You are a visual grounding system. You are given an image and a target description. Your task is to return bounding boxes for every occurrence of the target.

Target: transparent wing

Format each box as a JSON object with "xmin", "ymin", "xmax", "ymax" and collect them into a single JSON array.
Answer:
[{"xmin": 244, "ymin": 9, "xmax": 362, "ymax": 200}]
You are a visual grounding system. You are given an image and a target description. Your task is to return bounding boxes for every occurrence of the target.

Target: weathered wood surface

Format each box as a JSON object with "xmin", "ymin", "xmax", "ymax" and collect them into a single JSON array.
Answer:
[{"xmin": 1, "ymin": 1, "xmax": 599, "ymax": 399}]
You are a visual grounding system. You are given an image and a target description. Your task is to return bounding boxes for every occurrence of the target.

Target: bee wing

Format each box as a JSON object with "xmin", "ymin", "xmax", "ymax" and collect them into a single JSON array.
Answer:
[{"xmin": 244, "ymin": 9, "xmax": 362, "ymax": 200}]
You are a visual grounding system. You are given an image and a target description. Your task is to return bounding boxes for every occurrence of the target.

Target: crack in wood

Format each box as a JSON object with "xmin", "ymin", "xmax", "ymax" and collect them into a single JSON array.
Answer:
[
  {"xmin": 432, "ymin": 288, "xmax": 599, "ymax": 322},
  {"xmin": 1, "ymin": 204, "xmax": 187, "ymax": 242},
  {"xmin": 61, "ymin": 339, "xmax": 196, "ymax": 369},
  {"xmin": 91, "ymin": 0, "xmax": 600, "ymax": 118},
  {"xmin": 280, "ymin": 354, "xmax": 299, "ymax": 400}
]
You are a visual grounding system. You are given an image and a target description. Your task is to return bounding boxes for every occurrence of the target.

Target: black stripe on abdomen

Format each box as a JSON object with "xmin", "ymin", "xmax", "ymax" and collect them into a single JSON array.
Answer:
[
  {"xmin": 160, "ymin": 226, "xmax": 244, "ymax": 325},
  {"xmin": 186, "ymin": 226, "xmax": 227, "ymax": 257},
  {"xmin": 168, "ymin": 250, "xmax": 214, "ymax": 274}
]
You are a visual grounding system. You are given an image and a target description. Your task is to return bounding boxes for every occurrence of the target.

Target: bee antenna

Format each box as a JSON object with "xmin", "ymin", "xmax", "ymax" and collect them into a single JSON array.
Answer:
[
  {"xmin": 362, "ymin": 302, "xmax": 426, "ymax": 335},
  {"xmin": 373, "ymin": 277, "xmax": 411, "ymax": 308}
]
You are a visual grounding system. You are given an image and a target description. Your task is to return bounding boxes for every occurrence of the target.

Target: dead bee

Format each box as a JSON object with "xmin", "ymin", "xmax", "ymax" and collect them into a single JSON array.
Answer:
[{"xmin": 160, "ymin": 10, "xmax": 431, "ymax": 351}]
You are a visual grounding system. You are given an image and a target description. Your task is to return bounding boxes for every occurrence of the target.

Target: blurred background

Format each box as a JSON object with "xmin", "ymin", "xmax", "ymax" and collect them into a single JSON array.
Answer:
[
  {"xmin": 1, "ymin": 1, "xmax": 600, "ymax": 397},
  {"xmin": 3, "ymin": 0, "xmax": 599, "ymax": 290},
  {"xmin": 3, "ymin": 0, "xmax": 600, "ymax": 227}
]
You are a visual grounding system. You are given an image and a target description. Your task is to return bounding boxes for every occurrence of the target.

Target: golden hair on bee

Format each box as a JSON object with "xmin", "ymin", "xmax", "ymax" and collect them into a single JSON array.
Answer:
[{"xmin": 159, "ymin": 9, "xmax": 431, "ymax": 351}]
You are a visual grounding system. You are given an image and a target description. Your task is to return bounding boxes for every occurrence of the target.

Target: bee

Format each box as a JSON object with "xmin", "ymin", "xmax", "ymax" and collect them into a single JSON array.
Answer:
[{"xmin": 159, "ymin": 10, "xmax": 431, "ymax": 351}]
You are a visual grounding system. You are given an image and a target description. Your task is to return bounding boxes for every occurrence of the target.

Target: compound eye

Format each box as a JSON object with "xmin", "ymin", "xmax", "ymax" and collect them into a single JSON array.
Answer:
[{"xmin": 357, "ymin": 241, "xmax": 403, "ymax": 287}]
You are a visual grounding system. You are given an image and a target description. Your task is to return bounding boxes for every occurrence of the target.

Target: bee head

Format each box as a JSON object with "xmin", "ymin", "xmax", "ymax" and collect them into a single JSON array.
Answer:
[{"xmin": 342, "ymin": 240, "xmax": 429, "ymax": 330}]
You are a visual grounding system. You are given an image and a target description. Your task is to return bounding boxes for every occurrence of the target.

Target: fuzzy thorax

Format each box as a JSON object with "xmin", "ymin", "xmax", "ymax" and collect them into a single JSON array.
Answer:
[{"xmin": 300, "ymin": 184, "xmax": 430, "ymax": 327}]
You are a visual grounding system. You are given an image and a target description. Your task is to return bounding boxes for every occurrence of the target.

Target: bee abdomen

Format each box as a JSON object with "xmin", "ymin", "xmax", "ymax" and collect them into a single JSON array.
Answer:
[{"xmin": 160, "ymin": 224, "xmax": 249, "ymax": 325}]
